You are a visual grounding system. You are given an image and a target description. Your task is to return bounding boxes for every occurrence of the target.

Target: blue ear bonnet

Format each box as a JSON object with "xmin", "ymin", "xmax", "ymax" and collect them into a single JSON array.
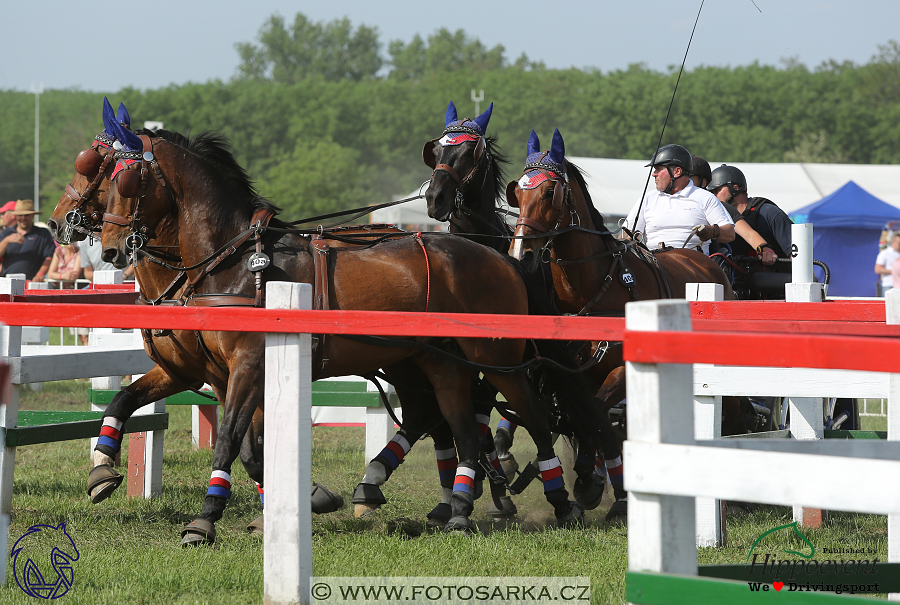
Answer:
[
  {"xmin": 98, "ymin": 97, "xmax": 118, "ymax": 145},
  {"xmin": 117, "ymin": 103, "xmax": 131, "ymax": 129},
  {"xmin": 443, "ymin": 101, "xmax": 493, "ymax": 137},
  {"xmin": 109, "ymin": 108, "xmax": 143, "ymax": 153},
  {"xmin": 519, "ymin": 129, "xmax": 567, "ymax": 189}
]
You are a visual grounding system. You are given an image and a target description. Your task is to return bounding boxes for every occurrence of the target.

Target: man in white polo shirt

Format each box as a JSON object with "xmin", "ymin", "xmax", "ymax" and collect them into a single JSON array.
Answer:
[{"xmin": 625, "ymin": 144, "xmax": 734, "ymax": 254}]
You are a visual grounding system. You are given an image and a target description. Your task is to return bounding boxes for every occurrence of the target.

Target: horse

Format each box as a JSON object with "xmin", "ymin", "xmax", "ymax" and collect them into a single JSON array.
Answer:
[
  {"xmin": 46, "ymin": 99, "xmax": 346, "ymax": 531},
  {"xmin": 424, "ymin": 104, "xmax": 616, "ymax": 512},
  {"xmin": 92, "ymin": 113, "xmax": 605, "ymax": 542},
  {"xmin": 506, "ymin": 128, "xmax": 735, "ymax": 518}
]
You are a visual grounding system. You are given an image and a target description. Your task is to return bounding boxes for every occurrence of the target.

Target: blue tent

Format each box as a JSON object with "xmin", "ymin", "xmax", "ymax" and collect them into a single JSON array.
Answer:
[{"xmin": 789, "ymin": 181, "xmax": 900, "ymax": 296}]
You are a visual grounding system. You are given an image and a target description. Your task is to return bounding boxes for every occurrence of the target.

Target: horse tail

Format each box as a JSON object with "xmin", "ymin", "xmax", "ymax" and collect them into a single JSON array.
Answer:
[{"xmin": 503, "ymin": 255, "xmax": 604, "ymax": 454}]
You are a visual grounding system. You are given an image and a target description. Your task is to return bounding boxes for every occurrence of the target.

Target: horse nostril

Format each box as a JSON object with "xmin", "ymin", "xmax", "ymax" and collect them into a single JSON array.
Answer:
[
  {"xmin": 46, "ymin": 219, "xmax": 57, "ymax": 235},
  {"xmin": 101, "ymin": 248, "xmax": 117, "ymax": 263}
]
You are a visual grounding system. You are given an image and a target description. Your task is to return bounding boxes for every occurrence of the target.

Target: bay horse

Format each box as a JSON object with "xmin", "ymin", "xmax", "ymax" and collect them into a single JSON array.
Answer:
[
  {"xmin": 46, "ymin": 100, "xmax": 515, "ymax": 533},
  {"xmin": 424, "ymin": 104, "xmax": 616, "ymax": 512},
  {"xmin": 93, "ymin": 114, "xmax": 605, "ymax": 541},
  {"xmin": 506, "ymin": 129, "xmax": 734, "ymax": 519}
]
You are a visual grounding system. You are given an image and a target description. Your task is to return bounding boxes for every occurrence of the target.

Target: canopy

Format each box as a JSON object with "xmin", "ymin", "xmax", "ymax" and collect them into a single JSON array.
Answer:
[{"xmin": 788, "ymin": 181, "xmax": 900, "ymax": 297}]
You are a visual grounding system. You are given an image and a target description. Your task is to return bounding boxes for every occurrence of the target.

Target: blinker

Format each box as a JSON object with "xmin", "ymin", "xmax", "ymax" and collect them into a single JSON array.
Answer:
[
  {"xmin": 117, "ymin": 168, "xmax": 142, "ymax": 198},
  {"xmin": 75, "ymin": 148, "xmax": 103, "ymax": 178}
]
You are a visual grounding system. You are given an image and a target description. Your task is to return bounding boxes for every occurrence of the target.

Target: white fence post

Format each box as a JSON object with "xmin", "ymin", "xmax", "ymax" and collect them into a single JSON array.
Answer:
[
  {"xmin": 782, "ymin": 227, "xmax": 826, "ymax": 526},
  {"xmin": 0, "ymin": 277, "xmax": 24, "ymax": 537},
  {"xmin": 786, "ymin": 223, "xmax": 824, "ymax": 302},
  {"xmin": 886, "ymin": 290, "xmax": 900, "ymax": 602},
  {"xmin": 686, "ymin": 283, "xmax": 725, "ymax": 548},
  {"xmin": 625, "ymin": 299, "xmax": 697, "ymax": 575},
  {"xmin": 89, "ymin": 270, "xmax": 124, "ymax": 458},
  {"xmin": 264, "ymin": 282, "xmax": 313, "ymax": 605}
]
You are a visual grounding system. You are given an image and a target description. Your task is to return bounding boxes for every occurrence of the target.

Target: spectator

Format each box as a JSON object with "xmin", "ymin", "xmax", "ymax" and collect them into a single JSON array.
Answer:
[
  {"xmin": 47, "ymin": 242, "xmax": 82, "ymax": 288},
  {"xmin": 879, "ymin": 233, "xmax": 900, "ymax": 295},
  {"xmin": 0, "ymin": 199, "xmax": 55, "ymax": 282},
  {"xmin": 1, "ymin": 201, "xmax": 16, "ymax": 228}
]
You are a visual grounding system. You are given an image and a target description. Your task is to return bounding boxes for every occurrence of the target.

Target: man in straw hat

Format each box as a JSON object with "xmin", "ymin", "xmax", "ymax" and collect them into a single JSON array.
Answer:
[{"xmin": 0, "ymin": 199, "xmax": 55, "ymax": 282}]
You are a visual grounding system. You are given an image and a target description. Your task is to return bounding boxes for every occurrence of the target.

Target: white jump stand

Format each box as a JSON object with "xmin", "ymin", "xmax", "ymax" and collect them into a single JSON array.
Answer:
[
  {"xmin": 785, "ymin": 223, "xmax": 826, "ymax": 528},
  {"xmin": 685, "ymin": 282, "xmax": 725, "ymax": 548},
  {"xmin": 886, "ymin": 289, "xmax": 900, "ymax": 602}
]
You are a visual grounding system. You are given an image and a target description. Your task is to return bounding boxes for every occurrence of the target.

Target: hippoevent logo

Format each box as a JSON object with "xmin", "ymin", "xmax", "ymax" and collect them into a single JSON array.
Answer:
[
  {"xmin": 11, "ymin": 523, "xmax": 80, "ymax": 599},
  {"xmin": 745, "ymin": 521, "xmax": 880, "ymax": 595}
]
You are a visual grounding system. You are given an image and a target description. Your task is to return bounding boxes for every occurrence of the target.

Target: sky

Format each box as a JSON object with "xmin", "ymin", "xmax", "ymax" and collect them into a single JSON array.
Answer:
[{"xmin": 1, "ymin": 1, "xmax": 898, "ymax": 93}]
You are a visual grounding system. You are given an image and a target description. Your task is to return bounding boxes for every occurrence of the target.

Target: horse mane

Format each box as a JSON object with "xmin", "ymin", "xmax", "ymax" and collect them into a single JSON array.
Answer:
[
  {"xmin": 136, "ymin": 128, "xmax": 281, "ymax": 217},
  {"xmin": 484, "ymin": 135, "xmax": 509, "ymax": 205},
  {"xmin": 565, "ymin": 160, "xmax": 607, "ymax": 233}
]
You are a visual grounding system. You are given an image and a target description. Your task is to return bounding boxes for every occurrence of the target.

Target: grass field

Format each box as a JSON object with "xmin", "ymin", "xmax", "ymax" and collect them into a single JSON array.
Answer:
[{"xmin": 0, "ymin": 382, "xmax": 888, "ymax": 604}]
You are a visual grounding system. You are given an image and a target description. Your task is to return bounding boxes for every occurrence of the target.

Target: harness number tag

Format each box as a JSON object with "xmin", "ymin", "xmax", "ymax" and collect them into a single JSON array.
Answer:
[
  {"xmin": 248, "ymin": 252, "xmax": 271, "ymax": 272},
  {"xmin": 619, "ymin": 270, "xmax": 635, "ymax": 288}
]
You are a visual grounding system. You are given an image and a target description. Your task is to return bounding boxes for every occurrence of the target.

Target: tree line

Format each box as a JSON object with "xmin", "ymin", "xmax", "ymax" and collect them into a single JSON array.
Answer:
[{"xmin": 1, "ymin": 12, "xmax": 899, "ymax": 221}]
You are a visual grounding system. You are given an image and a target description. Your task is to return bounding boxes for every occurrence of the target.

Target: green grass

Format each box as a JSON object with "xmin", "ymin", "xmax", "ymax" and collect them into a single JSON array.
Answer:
[{"xmin": 0, "ymin": 386, "xmax": 889, "ymax": 604}]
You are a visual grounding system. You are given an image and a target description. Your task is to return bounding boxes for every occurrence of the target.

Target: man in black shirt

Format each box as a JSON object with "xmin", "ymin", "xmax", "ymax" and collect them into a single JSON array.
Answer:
[
  {"xmin": 0, "ymin": 199, "xmax": 55, "ymax": 282},
  {"xmin": 707, "ymin": 165, "xmax": 793, "ymax": 272}
]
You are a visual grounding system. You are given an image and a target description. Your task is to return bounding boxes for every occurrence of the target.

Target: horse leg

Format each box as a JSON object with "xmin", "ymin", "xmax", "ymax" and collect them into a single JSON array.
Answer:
[
  {"xmin": 351, "ymin": 361, "xmax": 443, "ymax": 518},
  {"xmin": 493, "ymin": 417, "xmax": 519, "ymax": 481},
  {"xmin": 88, "ymin": 366, "xmax": 187, "ymax": 504},
  {"xmin": 485, "ymin": 372, "xmax": 584, "ymax": 528},
  {"xmin": 182, "ymin": 362, "xmax": 261, "ymax": 547},
  {"xmin": 590, "ymin": 364, "xmax": 629, "ymax": 522}
]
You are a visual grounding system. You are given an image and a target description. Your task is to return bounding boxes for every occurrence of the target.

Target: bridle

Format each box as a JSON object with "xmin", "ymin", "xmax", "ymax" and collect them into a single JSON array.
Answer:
[
  {"xmin": 507, "ymin": 155, "xmax": 577, "ymax": 252},
  {"xmin": 105, "ymin": 134, "xmax": 177, "ymax": 258},
  {"xmin": 59, "ymin": 133, "xmax": 117, "ymax": 244},
  {"xmin": 423, "ymin": 123, "xmax": 491, "ymax": 214}
]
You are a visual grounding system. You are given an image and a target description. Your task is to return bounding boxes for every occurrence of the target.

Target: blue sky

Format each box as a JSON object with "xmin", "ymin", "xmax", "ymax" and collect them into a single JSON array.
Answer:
[{"xmin": 2, "ymin": 0, "xmax": 897, "ymax": 92}]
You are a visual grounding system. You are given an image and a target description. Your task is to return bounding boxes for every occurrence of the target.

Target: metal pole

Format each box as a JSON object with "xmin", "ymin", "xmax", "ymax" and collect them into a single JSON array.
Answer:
[
  {"xmin": 471, "ymin": 89, "xmax": 484, "ymax": 116},
  {"xmin": 32, "ymin": 84, "xmax": 42, "ymax": 213}
]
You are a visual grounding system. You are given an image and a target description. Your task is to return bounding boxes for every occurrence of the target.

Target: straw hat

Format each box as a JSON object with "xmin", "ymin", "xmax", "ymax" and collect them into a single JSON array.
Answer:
[{"xmin": 11, "ymin": 199, "xmax": 38, "ymax": 215}]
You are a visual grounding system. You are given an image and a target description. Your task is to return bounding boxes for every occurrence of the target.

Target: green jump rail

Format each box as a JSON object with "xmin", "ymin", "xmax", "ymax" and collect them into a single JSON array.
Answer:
[
  {"xmin": 4, "ymin": 410, "xmax": 168, "ymax": 447},
  {"xmin": 89, "ymin": 380, "xmax": 388, "ymax": 409}
]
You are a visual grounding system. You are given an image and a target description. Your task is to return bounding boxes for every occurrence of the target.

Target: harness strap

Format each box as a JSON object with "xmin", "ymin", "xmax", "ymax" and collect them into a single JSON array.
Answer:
[
  {"xmin": 416, "ymin": 232, "xmax": 431, "ymax": 312},
  {"xmin": 577, "ymin": 256, "xmax": 620, "ymax": 316},
  {"xmin": 433, "ymin": 163, "xmax": 462, "ymax": 185},
  {"xmin": 138, "ymin": 326, "xmax": 218, "ymax": 401},
  {"xmin": 516, "ymin": 216, "xmax": 550, "ymax": 234}
]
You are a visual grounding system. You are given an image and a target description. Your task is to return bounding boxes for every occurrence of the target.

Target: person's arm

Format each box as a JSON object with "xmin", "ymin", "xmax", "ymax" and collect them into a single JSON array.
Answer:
[
  {"xmin": 734, "ymin": 221, "xmax": 777, "ymax": 265},
  {"xmin": 65, "ymin": 253, "xmax": 83, "ymax": 281},
  {"xmin": 32, "ymin": 256, "xmax": 51, "ymax": 282},
  {"xmin": 0, "ymin": 231, "xmax": 24, "ymax": 258},
  {"xmin": 876, "ymin": 255, "xmax": 892, "ymax": 275},
  {"xmin": 83, "ymin": 265, "xmax": 94, "ymax": 282},
  {"xmin": 123, "ymin": 264, "xmax": 135, "ymax": 279},
  {"xmin": 47, "ymin": 252, "xmax": 63, "ymax": 280},
  {"xmin": 767, "ymin": 208, "xmax": 794, "ymax": 260}
]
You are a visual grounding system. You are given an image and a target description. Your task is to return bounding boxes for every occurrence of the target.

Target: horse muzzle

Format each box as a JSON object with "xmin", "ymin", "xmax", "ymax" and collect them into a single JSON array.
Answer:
[{"xmin": 101, "ymin": 245, "xmax": 130, "ymax": 269}]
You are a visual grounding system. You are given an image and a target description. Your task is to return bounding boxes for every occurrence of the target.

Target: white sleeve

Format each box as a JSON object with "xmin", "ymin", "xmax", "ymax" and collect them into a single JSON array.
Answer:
[
  {"xmin": 704, "ymin": 195, "xmax": 734, "ymax": 226},
  {"xmin": 876, "ymin": 249, "xmax": 888, "ymax": 267}
]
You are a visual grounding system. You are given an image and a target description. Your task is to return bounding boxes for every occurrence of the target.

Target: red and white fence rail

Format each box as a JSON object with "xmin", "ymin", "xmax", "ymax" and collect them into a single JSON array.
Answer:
[
  {"xmin": 1, "ymin": 279, "xmax": 898, "ymax": 604},
  {"xmin": 622, "ymin": 298, "xmax": 900, "ymax": 601}
]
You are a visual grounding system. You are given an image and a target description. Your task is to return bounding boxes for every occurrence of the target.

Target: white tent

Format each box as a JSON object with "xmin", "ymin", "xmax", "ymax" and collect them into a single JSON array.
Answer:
[{"xmin": 372, "ymin": 159, "xmax": 900, "ymax": 228}]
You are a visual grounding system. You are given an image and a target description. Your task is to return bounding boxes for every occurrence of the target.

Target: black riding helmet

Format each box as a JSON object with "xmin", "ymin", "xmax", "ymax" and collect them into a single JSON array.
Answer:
[
  {"xmin": 707, "ymin": 164, "xmax": 748, "ymax": 198},
  {"xmin": 689, "ymin": 155, "xmax": 712, "ymax": 186},
  {"xmin": 646, "ymin": 144, "xmax": 692, "ymax": 194}
]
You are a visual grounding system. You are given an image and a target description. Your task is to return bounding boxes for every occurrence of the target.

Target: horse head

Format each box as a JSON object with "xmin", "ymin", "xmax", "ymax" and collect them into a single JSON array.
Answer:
[
  {"xmin": 100, "ymin": 114, "xmax": 179, "ymax": 268},
  {"xmin": 507, "ymin": 129, "xmax": 571, "ymax": 260},
  {"xmin": 47, "ymin": 97, "xmax": 128, "ymax": 245},
  {"xmin": 423, "ymin": 101, "xmax": 495, "ymax": 223}
]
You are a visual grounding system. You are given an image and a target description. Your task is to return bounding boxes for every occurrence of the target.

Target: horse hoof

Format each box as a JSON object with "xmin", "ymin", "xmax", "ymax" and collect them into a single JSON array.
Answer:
[
  {"xmin": 499, "ymin": 456, "xmax": 519, "ymax": 484},
  {"xmin": 557, "ymin": 501, "xmax": 585, "ymax": 529},
  {"xmin": 311, "ymin": 483, "xmax": 344, "ymax": 514},
  {"xmin": 246, "ymin": 514, "xmax": 264, "ymax": 536},
  {"xmin": 486, "ymin": 495, "xmax": 517, "ymax": 518},
  {"xmin": 181, "ymin": 518, "xmax": 216, "ymax": 547},
  {"xmin": 426, "ymin": 502, "xmax": 451, "ymax": 529},
  {"xmin": 351, "ymin": 483, "xmax": 386, "ymax": 518},
  {"xmin": 605, "ymin": 499, "xmax": 628, "ymax": 525},
  {"xmin": 87, "ymin": 464, "xmax": 123, "ymax": 504},
  {"xmin": 574, "ymin": 474, "xmax": 606, "ymax": 511},
  {"xmin": 444, "ymin": 517, "xmax": 475, "ymax": 535}
]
